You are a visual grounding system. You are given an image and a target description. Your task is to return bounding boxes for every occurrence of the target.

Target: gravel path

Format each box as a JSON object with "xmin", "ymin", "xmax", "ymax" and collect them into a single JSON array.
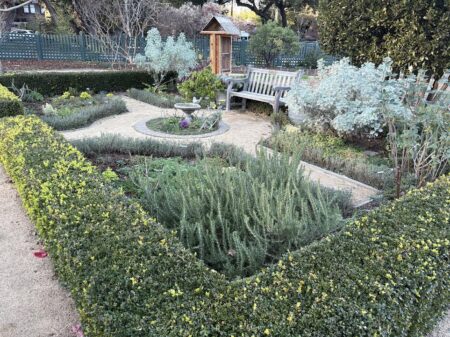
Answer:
[
  {"xmin": 429, "ymin": 310, "xmax": 450, "ymax": 337},
  {"xmin": 62, "ymin": 96, "xmax": 273, "ymax": 155},
  {"xmin": 0, "ymin": 166, "xmax": 80, "ymax": 337}
]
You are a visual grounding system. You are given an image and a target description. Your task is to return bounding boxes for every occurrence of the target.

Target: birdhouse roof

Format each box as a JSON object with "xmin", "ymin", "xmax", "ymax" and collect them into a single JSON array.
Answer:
[{"xmin": 201, "ymin": 16, "xmax": 240, "ymax": 36}]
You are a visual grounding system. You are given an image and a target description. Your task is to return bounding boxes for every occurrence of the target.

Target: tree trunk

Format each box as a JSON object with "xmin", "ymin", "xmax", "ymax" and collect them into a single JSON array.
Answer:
[
  {"xmin": 0, "ymin": 11, "xmax": 15, "ymax": 32},
  {"xmin": 275, "ymin": 1, "xmax": 288, "ymax": 27}
]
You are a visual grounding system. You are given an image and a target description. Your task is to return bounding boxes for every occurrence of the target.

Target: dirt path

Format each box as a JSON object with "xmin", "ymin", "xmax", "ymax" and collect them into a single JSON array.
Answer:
[{"xmin": 0, "ymin": 166, "xmax": 80, "ymax": 337}]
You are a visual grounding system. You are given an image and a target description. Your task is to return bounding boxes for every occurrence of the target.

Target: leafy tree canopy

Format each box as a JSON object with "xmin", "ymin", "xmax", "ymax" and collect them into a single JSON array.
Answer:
[
  {"xmin": 249, "ymin": 21, "xmax": 300, "ymax": 66},
  {"xmin": 318, "ymin": 0, "xmax": 450, "ymax": 76}
]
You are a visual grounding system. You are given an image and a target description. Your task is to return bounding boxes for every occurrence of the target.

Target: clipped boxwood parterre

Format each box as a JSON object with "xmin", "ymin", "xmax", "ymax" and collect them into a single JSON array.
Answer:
[
  {"xmin": 0, "ymin": 71, "xmax": 175, "ymax": 96},
  {"xmin": 0, "ymin": 83, "xmax": 24, "ymax": 117},
  {"xmin": 0, "ymin": 116, "xmax": 448, "ymax": 337}
]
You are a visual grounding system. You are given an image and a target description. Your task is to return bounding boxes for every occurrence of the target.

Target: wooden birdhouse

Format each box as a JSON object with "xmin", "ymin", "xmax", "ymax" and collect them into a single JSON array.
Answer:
[{"xmin": 200, "ymin": 16, "xmax": 240, "ymax": 74}]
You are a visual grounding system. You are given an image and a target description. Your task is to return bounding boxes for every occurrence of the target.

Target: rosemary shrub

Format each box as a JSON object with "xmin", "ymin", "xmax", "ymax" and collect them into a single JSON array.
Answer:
[{"xmin": 129, "ymin": 151, "xmax": 348, "ymax": 278}]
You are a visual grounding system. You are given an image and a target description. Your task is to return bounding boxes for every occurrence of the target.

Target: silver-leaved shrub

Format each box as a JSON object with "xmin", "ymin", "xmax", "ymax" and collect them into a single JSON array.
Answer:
[
  {"xmin": 286, "ymin": 57, "xmax": 411, "ymax": 136},
  {"xmin": 135, "ymin": 28, "xmax": 197, "ymax": 87}
]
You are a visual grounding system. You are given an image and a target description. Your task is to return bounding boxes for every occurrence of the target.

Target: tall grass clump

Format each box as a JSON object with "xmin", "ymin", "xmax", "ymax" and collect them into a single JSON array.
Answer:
[
  {"xmin": 128, "ymin": 151, "xmax": 349, "ymax": 278},
  {"xmin": 41, "ymin": 97, "xmax": 127, "ymax": 130},
  {"xmin": 127, "ymin": 88, "xmax": 183, "ymax": 108}
]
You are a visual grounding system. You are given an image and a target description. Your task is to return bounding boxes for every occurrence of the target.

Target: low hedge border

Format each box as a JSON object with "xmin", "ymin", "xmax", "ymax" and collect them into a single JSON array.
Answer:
[
  {"xmin": 0, "ymin": 83, "xmax": 24, "ymax": 117},
  {"xmin": 0, "ymin": 71, "xmax": 176, "ymax": 96},
  {"xmin": 0, "ymin": 116, "xmax": 448, "ymax": 337},
  {"xmin": 41, "ymin": 97, "xmax": 127, "ymax": 131}
]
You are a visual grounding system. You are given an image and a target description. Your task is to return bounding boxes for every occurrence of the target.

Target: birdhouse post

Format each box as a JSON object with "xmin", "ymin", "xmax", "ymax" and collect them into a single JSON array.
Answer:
[{"xmin": 200, "ymin": 16, "xmax": 240, "ymax": 75}]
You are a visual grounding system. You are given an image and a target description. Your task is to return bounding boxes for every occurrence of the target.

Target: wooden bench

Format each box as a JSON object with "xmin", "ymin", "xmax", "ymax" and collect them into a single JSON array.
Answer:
[{"xmin": 225, "ymin": 67, "xmax": 302, "ymax": 113}]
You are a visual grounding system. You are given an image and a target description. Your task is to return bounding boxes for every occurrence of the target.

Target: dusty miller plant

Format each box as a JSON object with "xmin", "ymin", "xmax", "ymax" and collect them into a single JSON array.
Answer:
[
  {"xmin": 287, "ymin": 57, "xmax": 449, "ymax": 197},
  {"xmin": 286, "ymin": 57, "xmax": 410, "ymax": 137},
  {"xmin": 135, "ymin": 28, "xmax": 197, "ymax": 90}
]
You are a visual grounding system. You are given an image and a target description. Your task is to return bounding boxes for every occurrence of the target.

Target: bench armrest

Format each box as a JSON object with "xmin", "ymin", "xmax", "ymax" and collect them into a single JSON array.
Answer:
[{"xmin": 273, "ymin": 86, "xmax": 291, "ymax": 92}]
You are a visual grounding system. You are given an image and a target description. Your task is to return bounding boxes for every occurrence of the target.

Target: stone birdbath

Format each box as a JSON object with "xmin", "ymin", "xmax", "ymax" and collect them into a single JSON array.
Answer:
[{"xmin": 174, "ymin": 103, "xmax": 201, "ymax": 121}]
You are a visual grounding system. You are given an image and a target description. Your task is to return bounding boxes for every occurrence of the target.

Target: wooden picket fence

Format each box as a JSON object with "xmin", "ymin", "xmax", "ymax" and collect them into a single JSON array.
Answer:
[{"xmin": 0, "ymin": 32, "xmax": 336, "ymax": 67}]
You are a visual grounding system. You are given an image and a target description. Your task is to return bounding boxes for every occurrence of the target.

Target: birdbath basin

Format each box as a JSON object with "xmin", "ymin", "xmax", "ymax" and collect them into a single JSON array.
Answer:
[{"xmin": 174, "ymin": 103, "xmax": 201, "ymax": 120}]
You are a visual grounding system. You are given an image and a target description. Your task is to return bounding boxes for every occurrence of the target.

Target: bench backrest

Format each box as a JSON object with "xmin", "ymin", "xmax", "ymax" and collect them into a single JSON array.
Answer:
[{"xmin": 245, "ymin": 67, "xmax": 301, "ymax": 97}]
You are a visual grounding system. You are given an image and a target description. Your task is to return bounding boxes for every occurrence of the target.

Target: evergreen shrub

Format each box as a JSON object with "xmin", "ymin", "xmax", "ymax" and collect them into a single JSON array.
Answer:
[
  {"xmin": 128, "ymin": 153, "xmax": 349, "ymax": 278},
  {"xmin": 0, "ymin": 71, "xmax": 166, "ymax": 96},
  {"xmin": 318, "ymin": 0, "xmax": 450, "ymax": 76},
  {"xmin": 0, "ymin": 116, "xmax": 448, "ymax": 336},
  {"xmin": 0, "ymin": 83, "xmax": 24, "ymax": 117}
]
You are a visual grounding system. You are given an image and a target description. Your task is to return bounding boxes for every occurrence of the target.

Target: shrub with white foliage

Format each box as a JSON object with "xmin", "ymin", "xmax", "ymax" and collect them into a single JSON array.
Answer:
[
  {"xmin": 286, "ymin": 58, "xmax": 412, "ymax": 136},
  {"xmin": 135, "ymin": 28, "xmax": 197, "ymax": 88}
]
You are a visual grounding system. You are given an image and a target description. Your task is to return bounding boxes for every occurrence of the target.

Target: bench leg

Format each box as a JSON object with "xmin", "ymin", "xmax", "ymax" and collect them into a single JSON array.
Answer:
[
  {"xmin": 226, "ymin": 84, "xmax": 232, "ymax": 111},
  {"xmin": 241, "ymin": 98, "xmax": 247, "ymax": 110},
  {"xmin": 274, "ymin": 92, "xmax": 281, "ymax": 114},
  {"xmin": 226, "ymin": 93, "xmax": 231, "ymax": 111},
  {"xmin": 273, "ymin": 101, "xmax": 280, "ymax": 114}
]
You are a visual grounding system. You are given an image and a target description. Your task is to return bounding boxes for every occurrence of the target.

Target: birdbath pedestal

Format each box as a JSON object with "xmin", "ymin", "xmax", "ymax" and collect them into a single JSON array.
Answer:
[{"xmin": 174, "ymin": 103, "xmax": 201, "ymax": 121}]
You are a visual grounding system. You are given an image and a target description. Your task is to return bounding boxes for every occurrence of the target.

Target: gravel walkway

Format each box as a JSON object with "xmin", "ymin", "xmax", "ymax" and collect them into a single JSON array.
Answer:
[
  {"xmin": 0, "ymin": 166, "xmax": 80, "ymax": 337},
  {"xmin": 62, "ymin": 96, "xmax": 273, "ymax": 155}
]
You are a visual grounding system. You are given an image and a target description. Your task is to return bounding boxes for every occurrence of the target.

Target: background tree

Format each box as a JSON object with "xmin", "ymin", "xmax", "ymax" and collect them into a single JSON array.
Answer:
[
  {"xmin": 248, "ymin": 21, "xmax": 299, "ymax": 66},
  {"xmin": 0, "ymin": 0, "xmax": 33, "ymax": 32},
  {"xmin": 72, "ymin": 0, "xmax": 161, "ymax": 63},
  {"xmin": 318, "ymin": 0, "xmax": 450, "ymax": 76},
  {"xmin": 216, "ymin": 0, "xmax": 316, "ymax": 27},
  {"xmin": 156, "ymin": 2, "xmax": 222, "ymax": 37}
]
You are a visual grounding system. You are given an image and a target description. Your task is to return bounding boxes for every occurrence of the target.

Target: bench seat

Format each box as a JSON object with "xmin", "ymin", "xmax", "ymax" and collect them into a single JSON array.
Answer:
[{"xmin": 225, "ymin": 67, "xmax": 301, "ymax": 113}]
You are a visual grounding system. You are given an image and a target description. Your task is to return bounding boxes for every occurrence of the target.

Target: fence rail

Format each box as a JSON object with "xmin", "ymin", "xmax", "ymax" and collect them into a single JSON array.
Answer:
[{"xmin": 0, "ymin": 32, "xmax": 336, "ymax": 68}]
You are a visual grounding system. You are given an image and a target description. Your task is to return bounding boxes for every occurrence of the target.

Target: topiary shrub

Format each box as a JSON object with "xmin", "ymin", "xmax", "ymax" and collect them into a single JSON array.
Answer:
[
  {"xmin": 0, "ymin": 116, "xmax": 448, "ymax": 337},
  {"xmin": 318, "ymin": 0, "xmax": 450, "ymax": 76},
  {"xmin": 0, "ymin": 83, "xmax": 24, "ymax": 117}
]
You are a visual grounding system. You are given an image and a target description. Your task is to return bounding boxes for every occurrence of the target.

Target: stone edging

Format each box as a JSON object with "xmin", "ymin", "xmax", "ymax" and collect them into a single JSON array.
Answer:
[{"xmin": 133, "ymin": 118, "xmax": 230, "ymax": 139}]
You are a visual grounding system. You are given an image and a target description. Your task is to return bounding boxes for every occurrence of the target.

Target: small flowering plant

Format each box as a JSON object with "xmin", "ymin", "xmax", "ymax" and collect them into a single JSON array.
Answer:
[{"xmin": 179, "ymin": 118, "xmax": 190, "ymax": 129}]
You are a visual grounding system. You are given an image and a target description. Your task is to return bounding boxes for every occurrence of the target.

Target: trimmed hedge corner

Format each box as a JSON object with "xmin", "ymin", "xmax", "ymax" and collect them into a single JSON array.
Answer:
[
  {"xmin": 0, "ymin": 70, "xmax": 168, "ymax": 96},
  {"xmin": 0, "ymin": 116, "xmax": 448, "ymax": 337},
  {"xmin": 0, "ymin": 83, "xmax": 24, "ymax": 117}
]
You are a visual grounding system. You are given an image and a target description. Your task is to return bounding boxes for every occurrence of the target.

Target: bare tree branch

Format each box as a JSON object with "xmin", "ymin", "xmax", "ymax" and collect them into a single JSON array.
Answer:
[{"xmin": 0, "ymin": 0, "xmax": 32, "ymax": 12}]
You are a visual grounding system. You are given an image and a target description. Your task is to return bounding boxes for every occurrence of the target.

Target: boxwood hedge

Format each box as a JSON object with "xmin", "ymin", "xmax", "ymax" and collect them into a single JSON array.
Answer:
[
  {"xmin": 0, "ymin": 116, "xmax": 448, "ymax": 337},
  {"xmin": 0, "ymin": 83, "xmax": 24, "ymax": 117},
  {"xmin": 0, "ymin": 71, "xmax": 175, "ymax": 96}
]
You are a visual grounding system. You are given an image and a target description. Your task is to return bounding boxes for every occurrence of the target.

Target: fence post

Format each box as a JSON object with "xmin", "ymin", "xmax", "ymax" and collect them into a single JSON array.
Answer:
[
  {"xmin": 35, "ymin": 32, "xmax": 43, "ymax": 60},
  {"xmin": 79, "ymin": 32, "xmax": 86, "ymax": 61}
]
